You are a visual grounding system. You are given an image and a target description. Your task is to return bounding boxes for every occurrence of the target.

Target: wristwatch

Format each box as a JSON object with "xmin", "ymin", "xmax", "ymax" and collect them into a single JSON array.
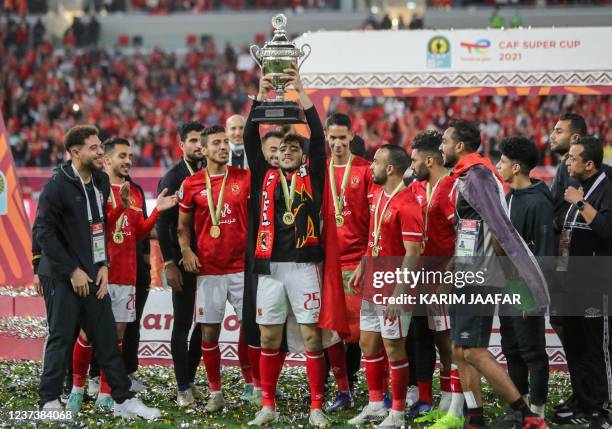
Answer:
[{"xmin": 575, "ymin": 200, "xmax": 586, "ymax": 211}]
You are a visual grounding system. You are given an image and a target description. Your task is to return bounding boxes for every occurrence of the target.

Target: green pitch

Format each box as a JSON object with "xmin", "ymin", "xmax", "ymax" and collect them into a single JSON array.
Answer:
[{"xmin": 0, "ymin": 361, "xmax": 575, "ymax": 428}]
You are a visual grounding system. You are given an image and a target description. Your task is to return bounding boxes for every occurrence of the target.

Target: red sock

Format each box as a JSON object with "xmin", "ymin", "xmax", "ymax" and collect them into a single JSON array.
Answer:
[
  {"xmin": 306, "ymin": 351, "xmax": 326, "ymax": 410},
  {"xmin": 364, "ymin": 352, "xmax": 385, "ymax": 402},
  {"xmin": 260, "ymin": 348, "xmax": 282, "ymax": 409},
  {"xmin": 440, "ymin": 370, "xmax": 451, "ymax": 393},
  {"xmin": 237, "ymin": 331, "xmax": 253, "ymax": 385},
  {"xmin": 247, "ymin": 345, "xmax": 261, "ymax": 388},
  {"xmin": 279, "ymin": 350, "xmax": 287, "ymax": 366},
  {"xmin": 99, "ymin": 369, "xmax": 111, "ymax": 394},
  {"xmin": 381, "ymin": 347, "xmax": 390, "ymax": 394},
  {"xmin": 99, "ymin": 340, "xmax": 123, "ymax": 395},
  {"xmin": 326, "ymin": 342, "xmax": 350, "ymax": 393},
  {"xmin": 72, "ymin": 336, "xmax": 92, "ymax": 389},
  {"xmin": 418, "ymin": 380, "xmax": 433, "ymax": 405},
  {"xmin": 450, "ymin": 368, "xmax": 463, "ymax": 393},
  {"xmin": 201, "ymin": 340, "xmax": 222, "ymax": 392},
  {"xmin": 390, "ymin": 358, "xmax": 410, "ymax": 411}
]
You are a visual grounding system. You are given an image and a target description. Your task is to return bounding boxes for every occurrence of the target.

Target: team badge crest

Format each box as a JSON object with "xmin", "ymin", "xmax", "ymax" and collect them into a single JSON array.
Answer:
[
  {"xmin": 350, "ymin": 176, "xmax": 360, "ymax": 189},
  {"xmin": 231, "ymin": 182, "xmax": 240, "ymax": 194}
]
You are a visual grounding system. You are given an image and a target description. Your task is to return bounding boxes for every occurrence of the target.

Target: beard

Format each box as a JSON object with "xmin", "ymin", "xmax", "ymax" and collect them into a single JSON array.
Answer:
[
  {"xmin": 414, "ymin": 166, "xmax": 429, "ymax": 182},
  {"xmin": 443, "ymin": 152, "xmax": 457, "ymax": 169},
  {"xmin": 372, "ymin": 170, "xmax": 387, "ymax": 185},
  {"xmin": 551, "ymin": 141, "xmax": 570, "ymax": 155},
  {"xmin": 84, "ymin": 157, "xmax": 103, "ymax": 172}
]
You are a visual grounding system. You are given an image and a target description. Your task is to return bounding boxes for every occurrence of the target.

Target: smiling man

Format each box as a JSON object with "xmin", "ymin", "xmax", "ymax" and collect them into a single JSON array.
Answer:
[
  {"xmin": 36, "ymin": 125, "xmax": 159, "ymax": 420},
  {"xmin": 177, "ymin": 125, "xmax": 251, "ymax": 412}
]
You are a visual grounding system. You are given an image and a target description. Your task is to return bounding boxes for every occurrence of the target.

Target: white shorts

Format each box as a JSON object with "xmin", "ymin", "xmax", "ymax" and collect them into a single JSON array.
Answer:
[
  {"xmin": 427, "ymin": 303, "xmax": 451, "ymax": 332},
  {"xmin": 108, "ymin": 284, "xmax": 136, "ymax": 323},
  {"xmin": 360, "ymin": 300, "xmax": 411, "ymax": 340},
  {"xmin": 256, "ymin": 262, "xmax": 322, "ymax": 325},
  {"xmin": 195, "ymin": 273, "xmax": 244, "ymax": 324}
]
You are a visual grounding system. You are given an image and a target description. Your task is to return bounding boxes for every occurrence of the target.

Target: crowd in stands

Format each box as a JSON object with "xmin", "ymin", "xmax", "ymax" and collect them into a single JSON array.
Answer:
[{"xmin": 2, "ymin": 24, "xmax": 610, "ymax": 168}]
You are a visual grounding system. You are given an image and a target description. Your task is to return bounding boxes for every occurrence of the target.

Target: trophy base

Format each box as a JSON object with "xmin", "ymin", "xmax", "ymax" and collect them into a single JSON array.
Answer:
[{"xmin": 251, "ymin": 101, "xmax": 306, "ymax": 124}]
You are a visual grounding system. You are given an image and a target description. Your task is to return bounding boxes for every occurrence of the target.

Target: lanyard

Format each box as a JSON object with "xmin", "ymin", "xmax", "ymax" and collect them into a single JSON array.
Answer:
[
  {"xmin": 562, "ymin": 172, "xmax": 606, "ymax": 227},
  {"xmin": 72, "ymin": 164, "xmax": 103, "ymax": 224},
  {"xmin": 424, "ymin": 175, "xmax": 446, "ymax": 235},
  {"xmin": 373, "ymin": 181, "xmax": 406, "ymax": 250},
  {"xmin": 329, "ymin": 154, "xmax": 353, "ymax": 216},
  {"xmin": 184, "ymin": 159, "xmax": 196, "ymax": 176},
  {"xmin": 204, "ymin": 169, "xmax": 228, "ymax": 227}
]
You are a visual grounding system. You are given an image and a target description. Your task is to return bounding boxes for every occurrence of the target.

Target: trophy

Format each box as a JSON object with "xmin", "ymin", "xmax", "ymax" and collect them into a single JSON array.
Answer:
[{"xmin": 250, "ymin": 14, "xmax": 311, "ymax": 124}]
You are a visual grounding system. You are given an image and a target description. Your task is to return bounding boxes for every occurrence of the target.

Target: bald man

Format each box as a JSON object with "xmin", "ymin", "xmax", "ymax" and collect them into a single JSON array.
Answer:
[{"xmin": 226, "ymin": 115, "xmax": 249, "ymax": 169}]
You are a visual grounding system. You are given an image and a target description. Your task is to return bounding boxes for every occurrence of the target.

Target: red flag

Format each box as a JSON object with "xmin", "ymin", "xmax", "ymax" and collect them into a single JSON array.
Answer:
[{"xmin": 318, "ymin": 171, "xmax": 351, "ymax": 339}]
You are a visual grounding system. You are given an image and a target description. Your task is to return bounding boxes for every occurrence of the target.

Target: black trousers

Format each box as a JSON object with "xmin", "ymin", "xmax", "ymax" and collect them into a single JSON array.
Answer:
[
  {"xmin": 406, "ymin": 315, "xmax": 436, "ymax": 384},
  {"xmin": 170, "ymin": 268, "xmax": 201, "ymax": 389},
  {"xmin": 499, "ymin": 315, "xmax": 549, "ymax": 406},
  {"xmin": 563, "ymin": 315, "xmax": 612, "ymax": 414},
  {"xmin": 39, "ymin": 276, "xmax": 133, "ymax": 405}
]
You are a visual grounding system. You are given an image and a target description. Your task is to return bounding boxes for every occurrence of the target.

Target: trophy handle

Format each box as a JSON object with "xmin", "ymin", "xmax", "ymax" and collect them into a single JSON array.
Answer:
[
  {"xmin": 298, "ymin": 43, "xmax": 311, "ymax": 70},
  {"xmin": 249, "ymin": 45, "xmax": 263, "ymax": 69}
]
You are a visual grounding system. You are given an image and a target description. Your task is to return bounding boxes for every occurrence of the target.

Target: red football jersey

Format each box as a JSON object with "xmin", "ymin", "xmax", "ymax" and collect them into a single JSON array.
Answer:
[
  {"xmin": 367, "ymin": 186, "xmax": 423, "ymax": 257},
  {"xmin": 408, "ymin": 180, "xmax": 427, "ymax": 210},
  {"xmin": 328, "ymin": 156, "xmax": 373, "ymax": 266},
  {"xmin": 178, "ymin": 166, "xmax": 250, "ymax": 276},
  {"xmin": 423, "ymin": 175, "xmax": 456, "ymax": 257},
  {"xmin": 106, "ymin": 184, "xmax": 159, "ymax": 286}
]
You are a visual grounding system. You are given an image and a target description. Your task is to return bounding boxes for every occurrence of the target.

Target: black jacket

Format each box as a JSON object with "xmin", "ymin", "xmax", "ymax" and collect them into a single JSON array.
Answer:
[
  {"xmin": 506, "ymin": 180, "xmax": 555, "ymax": 257},
  {"xmin": 156, "ymin": 159, "xmax": 200, "ymax": 264},
  {"xmin": 551, "ymin": 154, "xmax": 612, "ymax": 246},
  {"xmin": 36, "ymin": 162, "xmax": 111, "ymax": 281}
]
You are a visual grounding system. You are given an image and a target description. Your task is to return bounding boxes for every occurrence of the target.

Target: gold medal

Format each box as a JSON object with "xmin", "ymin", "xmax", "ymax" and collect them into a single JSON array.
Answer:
[
  {"xmin": 210, "ymin": 225, "xmax": 221, "ymax": 238},
  {"xmin": 371, "ymin": 181, "xmax": 406, "ymax": 259},
  {"xmin": 283, "ymin": 211, "xmax": 295, "ymax": 225},
  {"xmin": 113, "ymin": 232, "xmax": 124, "ymax": 244},
  {"xmin": 372, "ymin": 246, "xmax": 379, "ymax": 257},
  {"xmin": 335, "ymin": 214, "xmax": 344, "ymax": 227},
  {"xmin": 279, "ymin": 170, "xmax": 298, "ymax": 227},
  {"xmin": 204, "ymin": 168, "xmax": 228, "ymax": 242}
]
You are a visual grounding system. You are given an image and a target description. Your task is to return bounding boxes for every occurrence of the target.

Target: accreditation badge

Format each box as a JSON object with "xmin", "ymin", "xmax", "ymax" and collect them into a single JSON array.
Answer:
[
  {"xmin": 455, "ymin": 219, "xmax": 480, "ymax": 257},
  {"xmin": 91, "ymin": 222, "xmax": 107, "ymax": 264}
]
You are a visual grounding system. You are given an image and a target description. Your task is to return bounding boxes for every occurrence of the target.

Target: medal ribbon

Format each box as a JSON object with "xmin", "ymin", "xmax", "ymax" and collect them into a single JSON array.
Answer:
[
  {"xmin": 278, "ymin": 169, "xmax": 297, "ymax": 216},
  {"xmin": 329, "ymin": 154, "xmax": 353, "ymax": 219},
  {"xmin": 205, "ymin": 169, "xmax": 228, "ymax": 228},
  {"xmin": 372, "ymin": 181, "xmax": 406, "ymax": 252},
  {"xmin": 109, "ymin": 188, "xmax": 126, "ymax": 239}
]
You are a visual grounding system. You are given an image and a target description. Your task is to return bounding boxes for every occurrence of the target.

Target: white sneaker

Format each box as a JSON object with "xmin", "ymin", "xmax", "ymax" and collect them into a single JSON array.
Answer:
[
  {"xmin": 40, "ymin": 400, "xmax": 64, "ymax": 421},
  {"xmin": 204, "ymin": 392, "xmax": 225, "ymax": 412},
  {"xmin": 405, "ymin": 385, "xmax": 418, "ymax": 406},
  {"xmin": 309, "ymin": 409, "xmax": 331, "ymax": 428},
  {"xmin": 348, "ymin": 402, "xmax": 389, "ymax": 425},
  {"xmin": 376, "ymin": 410, "xmax": 405, "ymax": 428},
  {"xmin": 177, "ymin": 388, "xmax": 195, "ymax": 407},
  {"xmin": 113, "ymin": 397, "xmax": 161, "ymax": 420},
  {"xmin": 88, "ymin": 376, "xmax": 100, "ymax": 396},
  {"xmin": 129, "ymin": 374, "xmax": 146, "ymax": 393},
  {"xmin": 248, "ymin": 407, "xmax": 279, "ymax": 426},
  {"xmin": 250, "ymin": 388, "xmax": 263, "ymax": 406},
  {"xmin": 190, "ymin": 383, "xmax": 204, "ymax": 400}
]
